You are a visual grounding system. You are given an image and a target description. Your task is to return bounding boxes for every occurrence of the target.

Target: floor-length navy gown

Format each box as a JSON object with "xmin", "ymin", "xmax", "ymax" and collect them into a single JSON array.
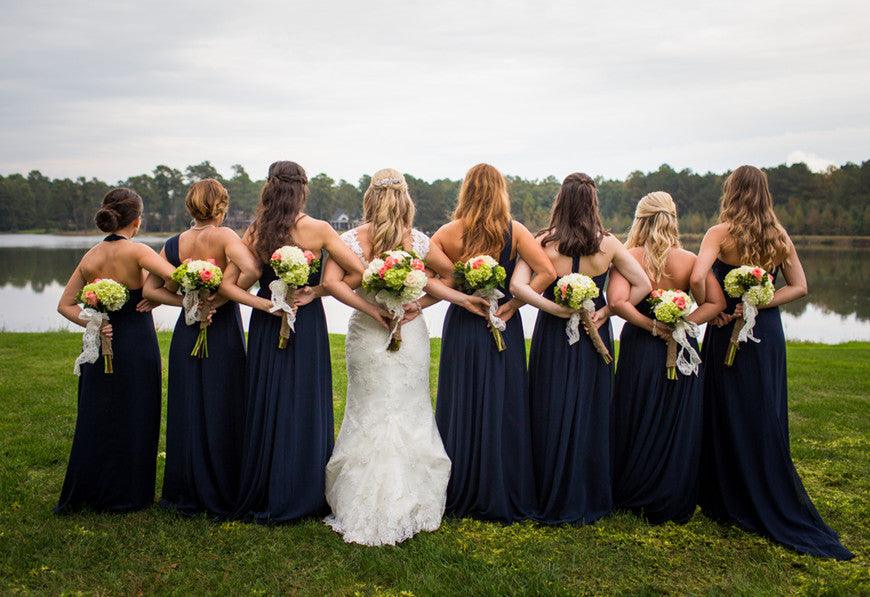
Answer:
[
  {"xmin": 612, "ymin": 295, "xmax": 702, "ymax": 524},
  {"xmin": 529, "ymin": 257, "xmax": 614, "ymax": 524},
  {"xmin": 55, "ymin": 234, "xmax": 161, "ymax": 514},
  {"xmin": 435, "ymin": 224, "xmax": 537, "ymax": 521},
  {"xmin": 700, "ymin": 259, "xmax": 853, "ymax": 559},
  {"xmin": 232, "ymin": 258, "xmax": 333, "ymax": 523},
  {"xmin": 159, "ymin": 235, "xmax": 246, "ymax": 517}
]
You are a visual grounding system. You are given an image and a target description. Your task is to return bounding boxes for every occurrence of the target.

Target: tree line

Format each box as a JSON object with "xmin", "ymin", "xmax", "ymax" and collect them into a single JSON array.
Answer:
[{"xmin": 0, "ymin": 160, "xmax": 867, "ymax": 236}]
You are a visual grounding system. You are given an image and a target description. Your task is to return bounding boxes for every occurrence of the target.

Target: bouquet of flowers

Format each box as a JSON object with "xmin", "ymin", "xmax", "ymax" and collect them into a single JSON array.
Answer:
[
  {"xmin": 269, "ymin": 245, "xmax": 321, "ymax": 348},
  {"xmin": 647, "ymin": 289, "xmax": 702, "ymax": 380},
  {"xmin": 723, "ymin": 265, "xmax": 775, "ymax": 366},
  {"xmin": 553, "ymin": 273, "xmax": 612, "ymax": 364},
  {"xmin": 74, "ymin": 278, "xmax": 129, "ymax": 375},
  {"xmin": 362, "ymin": 250, "xmax": 428, "ymax": 351},
  {"xmin": 171, "ymin": 258, "xmax": 223, "ymax": 358},
  {"xmin": 453, "ymin": 255, "xmax": 508, "ymax": 351}
]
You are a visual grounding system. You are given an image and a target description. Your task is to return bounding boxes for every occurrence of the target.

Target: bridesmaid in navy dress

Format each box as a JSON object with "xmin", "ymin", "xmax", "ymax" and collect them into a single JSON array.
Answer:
[
  {"xmin": 431, "ymin": 163, "xmax": 556, "ymax": 522},
  {"xmin": 220, "ymin": 161, "xmax": 365, "ymax": 523},
  {"xmin": 510, "ymin": 173, "xmax": 650, "ymax": 524},
  {"xmin": 691, "ymin": 165, "xmax": 853, "ymax": 559},
  {"xmin": 609, "ymin": 192, "xmax": 725, "ymax": 524},
  {"xmin": 144, "ymin": 179, "xmax": 260, "ymax": 517},
  {"xmin": 55, "ymin": 188, "xmax": 177, "ymax": 513}
]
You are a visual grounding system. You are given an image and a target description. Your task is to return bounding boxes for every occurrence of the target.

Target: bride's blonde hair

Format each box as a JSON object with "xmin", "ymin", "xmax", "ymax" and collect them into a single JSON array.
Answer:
[
  {"xmin": 625, "ymin": 191, "xmax": 681, "ymax": 283},
  {"xmin": 363, "ymin": 168, "xmax": 415, "ymax": 259}
]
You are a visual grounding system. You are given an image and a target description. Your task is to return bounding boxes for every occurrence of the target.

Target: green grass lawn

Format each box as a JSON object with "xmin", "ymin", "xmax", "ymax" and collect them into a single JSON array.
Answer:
[{"xmin": 0, "ymin": 333, "xmax": 867, "ymax": 595}]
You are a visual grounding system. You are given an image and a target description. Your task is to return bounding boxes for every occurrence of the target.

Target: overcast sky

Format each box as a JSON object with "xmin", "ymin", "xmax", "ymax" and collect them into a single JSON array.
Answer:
[{"xmin": 1, "ymin": 0, "xmax": 868, "ymax": 183}]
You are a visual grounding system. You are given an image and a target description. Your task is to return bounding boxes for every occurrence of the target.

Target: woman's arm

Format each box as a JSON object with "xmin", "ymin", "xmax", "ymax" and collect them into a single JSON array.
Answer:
[
  {"xmin": 224, "ymin": 232, "xmax": 262, "ymax": 291},
  {"xmin": 320, "ymin": 255, "xmax": 389, "ymax": 329},
  {"xmin": 764, "ymin": 239, "xmax": 807, "ymax": 309},
  {"xmin": 497, "ymin": 223, "xmax": 558, "ymax": 321},
  {"xmin": 509, "ymin": 258, "xmax": 575, "ymax": 318},
  {"xmin": 690, "ymin": 224, "xmax": 726, "ymax": 303},
  {"xmin": 609, "ymin": 239, "xmax": 652, "ymax": 305},
  {"xmin": 423, "ymin": 241, "xmax": 488, "ymax": 316},
  {"xmin": 57, "ymin": 267, "xmax": 90, "ymax": 329},
  {"xmin": 143, "ymin": 247, "xmax": 183, "ymax": 307},
  {"xmin": 608, "ymin": 269, "xmax": 659, "ymax": 335},
  {"xmin": 686, "ymin": 270, "xmax": 726, "ymax": 325}
]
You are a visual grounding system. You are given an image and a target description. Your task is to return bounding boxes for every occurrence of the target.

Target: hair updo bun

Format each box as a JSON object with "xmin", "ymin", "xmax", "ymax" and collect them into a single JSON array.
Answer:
[
  {"xmin": 186, "ymin": 178, "xmax": 229, "ymax": 222},
  {"xmin": 95, "ymin": 207, "xmax": 120, "ymax": 232},
  {"xmin": 94, "ymin": 188, "xmax": 143, "ymax": 233}
]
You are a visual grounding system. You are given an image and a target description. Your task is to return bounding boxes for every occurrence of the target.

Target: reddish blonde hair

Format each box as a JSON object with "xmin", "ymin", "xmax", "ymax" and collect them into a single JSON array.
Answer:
[{"xmin": 453, "ymin": 163, "xmax": 511, "ymax": 260}]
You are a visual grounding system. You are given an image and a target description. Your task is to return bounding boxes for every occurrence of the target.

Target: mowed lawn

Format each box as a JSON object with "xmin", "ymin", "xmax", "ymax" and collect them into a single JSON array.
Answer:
[{"xmin": 0, "ymin": 332, "xmax": 867, "ymax": 595}]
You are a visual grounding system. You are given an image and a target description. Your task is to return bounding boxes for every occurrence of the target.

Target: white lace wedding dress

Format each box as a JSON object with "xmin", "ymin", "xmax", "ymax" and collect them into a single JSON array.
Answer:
[{"xmin": 323, "ymin": 228, "xmax": 451, "ymax": 546}]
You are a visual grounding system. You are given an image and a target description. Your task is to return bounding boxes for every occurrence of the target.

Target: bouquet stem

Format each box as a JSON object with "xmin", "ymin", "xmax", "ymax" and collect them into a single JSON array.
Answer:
[
  {"xmin": 580, "ymin": 309, "xmax": 613, "ymax": 364},
  {"xmin": 388, "ymin": 318, "xmax": 402, "ymax": 352},
  {"xmin": 191, "ymin": 321, "xmax": 209, "ymax": 358},
  {"xmin": 666, "ymin": 336, "xmax": 678, "ymax": 380},
  {"xmin": 489, "ymin": 324, "xmax": 506, "ymax": 352},
  {"xmin": 277, "ymin": 287, "xmax": 295, "ymax": 349},
  {"xmin": 100, "ymin": 334, "xmax": 114, "ymax": 374},
  {"xmin": 725, "ymin": 316, "xmax": 744, "ymax": 366}
]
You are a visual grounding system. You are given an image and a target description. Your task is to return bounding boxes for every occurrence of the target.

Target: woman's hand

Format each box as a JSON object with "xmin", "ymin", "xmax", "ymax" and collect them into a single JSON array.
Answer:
[
  {"xmin": 293, "ymin": 286, "xmax": 317, "ymax": 309},
  {"xmin": 401, "ymin": 301, "xmax": 422, "ymax": 325},
  {"xmin": 136, "ymin": 298, "xmax": 156, "ymax": 313},
  {"xmin": 461, "ymin": 295, "xmax": 490, "ymax": 318},
  {"xmin": 367, "ymin": 307, "xmax": 392, "ymax": 331},
  {"xmin": 589, "ymin": 307, "xmax": 610, "ymax": 330},
  {"xmin": 100, "ymin": 323, "xmax": 113, "ymax": 340},
  {"xmin": 732, "ymin": 303, "xmax": 744, "ymax": 319},
  {"xmin": 653, "ymin": 322, "xmax": 674, "ymax": 343},
  {"xmin": 495, "ymin": 301, "xmax": 519, "ymax": 323},
  {"xmin": 552, "ymin": 304, "xmax": 577, "ymax": 320}
]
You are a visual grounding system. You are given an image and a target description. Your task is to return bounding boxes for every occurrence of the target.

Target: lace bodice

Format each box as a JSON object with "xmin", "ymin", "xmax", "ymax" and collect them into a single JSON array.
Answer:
[{"xmin": 340, "ymin": 228, "xmax": 430, "ymax": 266}]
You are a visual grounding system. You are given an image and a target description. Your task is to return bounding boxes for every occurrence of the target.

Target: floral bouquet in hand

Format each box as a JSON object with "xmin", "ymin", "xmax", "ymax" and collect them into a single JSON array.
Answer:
[
  {"xmin": 362, "ymin": 250, "xmax": 428, "ymax": 351},
  {"xmin": 74, "ymin": 278, "xmax": 129, "ymax": 375},
  {"xmin": 269, "ymin": 246, "xmax": 321, "ymax": 349},
  {"xmin": 453, "ymin": 255, "xmax": 508, "ymax": 352},
  {"xmin": 722, "ymin": 265, "xmax": 775, "ymax": 366},
  {"xmin": 554, "ymin": 273, "xmax": 612, "ymax": 364},
  {"xmin": 171, "ymin": 258, "xmax": 223, "ymax": 358},
  {"xmin": 648, "ymin": 289, "xmax": 701, "ymax": 380}
]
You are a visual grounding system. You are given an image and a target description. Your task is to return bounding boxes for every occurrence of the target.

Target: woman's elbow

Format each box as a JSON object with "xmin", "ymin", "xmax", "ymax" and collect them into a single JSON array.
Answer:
[
  {"xmin": 637, "ymin": 277, "xmax": 653, "ymax": 296},
  {"xmin": 795, "ymin": 282, "xmax": 808, "ymax": 299}
]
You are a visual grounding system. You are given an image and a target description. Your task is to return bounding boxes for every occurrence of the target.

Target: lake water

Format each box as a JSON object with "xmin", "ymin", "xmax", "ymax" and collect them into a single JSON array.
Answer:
[{"xmin": 1, "ymin": 234, "xmax": 867, "ymax": 343}]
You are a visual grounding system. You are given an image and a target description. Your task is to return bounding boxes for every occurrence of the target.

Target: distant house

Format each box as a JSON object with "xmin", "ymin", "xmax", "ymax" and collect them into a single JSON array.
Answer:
[{"xmin": 330, "ymin": 212, "xmax": 353, "ymax": 231}]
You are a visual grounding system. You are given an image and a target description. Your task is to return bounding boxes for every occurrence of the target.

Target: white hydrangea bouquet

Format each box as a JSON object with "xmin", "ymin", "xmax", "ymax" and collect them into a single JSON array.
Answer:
[
  {"xmin": 269, "ymin": 245, "xmax": 320, "ymax": 349},
  {"xmin": 553, "ymin": 273, "xmax": 612, "ymax": 364},
  {"xmin": 74, "ymin": 278, "xmax": 129, "ymax": 375},
  {"xmin": 362, "ymin": 249, "xmax": 428, "ymax": 351},
  {"xmin": 723, "ymin": 265, "xmax": 775, "ymax": 366},
  {"xmin": 647, "ymin": 289, "xmax": 701, "ymax": 380},
  {"xmin": 453, "ymin": 255, "xmax": 508, "ymax": 352},
  {"xmin": 171, "ymin": 258, "xmax": 223, "ymax": 358}
]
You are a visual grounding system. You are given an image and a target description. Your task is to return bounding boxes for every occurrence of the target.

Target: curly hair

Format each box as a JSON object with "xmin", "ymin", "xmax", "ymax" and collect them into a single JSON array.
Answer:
[
  {"xmin": 453, "ymin": 163, "xmax": 511, "ymax": 260},
  {"xmin": 363, "ymin": 168, "xmax": 415, "ymax": 259},
  {"xmin": 537, "ymin": 172, "xmax": 606, "ymax": 257},
  {"xmin": 625, "ymin": 191, "xmax": 681, "ymax": 283},
  {"xmin": 247, "ymin": 161, "xmax": 309, "ymax": 262}
]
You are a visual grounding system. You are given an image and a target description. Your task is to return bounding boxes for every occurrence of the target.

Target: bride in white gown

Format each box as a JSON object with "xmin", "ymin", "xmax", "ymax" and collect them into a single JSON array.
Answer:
[{"xmin": 321, "ymin": 169, "xmax": 489, "ymax": 546}]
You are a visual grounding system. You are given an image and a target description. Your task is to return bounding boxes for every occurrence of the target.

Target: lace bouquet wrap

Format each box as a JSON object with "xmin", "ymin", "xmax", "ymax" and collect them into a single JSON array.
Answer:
[
  {"xmin": 171, "ymin": 258, "xmax": 223, "ymax": 358},
  {"xmin": 723, "ymin": 265, "xmax": 775, "ymax": 366},
  {"xmin": 74, "ymin": 278, "xmax": 129, "ymax": 375},
  {"xmin": 453, "ymin": 255, "xmax": 508, "ymax": 352},
  {"xmin": 554, "ymin": 273, "xmax": 612, "ymax": 364},
  {"xmin": 648, "ymin": 289, "xmax": 701, "ymax": 380},
  {"xmin": 362, "ymin": 250, "xmax": 428, "ymax": 351},
  {"xmin": 269, "ymin": 245, "xmax": 320, "ymax": 349}
]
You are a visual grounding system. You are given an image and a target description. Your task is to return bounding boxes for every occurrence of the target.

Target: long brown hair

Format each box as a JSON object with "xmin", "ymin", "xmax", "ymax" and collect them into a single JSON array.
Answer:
[
  {"xmin": 538, "ymin": 172, "xmax": 606, "ymax": 257},
  {"xmin": 248, "ymin": 161, "xmax": 309, "ymax": 262},
  {"xmin": 453, "ymin": 163, "xmax": 511, "ymax": 260},
  {"xmin": 625, "ymin": 191, "xmax": 681, "ymax": 282},
  {"xmin": 363, "ymin": 168, "xmax": 415, "ymax": 259},
  {"xmin": 720, "ymin": 165, "xmax": 790, "ymax": 270}
]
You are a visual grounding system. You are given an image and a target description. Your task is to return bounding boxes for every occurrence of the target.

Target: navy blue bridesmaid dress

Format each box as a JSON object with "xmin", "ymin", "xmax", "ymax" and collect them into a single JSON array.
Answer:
[
  {"xmin": 435, "ymin": 223, "xmax": 537, "ymax": 521},
  {"xmin": 700, "ymin": 259, "xmax": 853, "ymax": 559},
  {"xmin": 232, "ymin": 257, "xmax": 333, "ymax": 523},
  {"xmin": 612, "ymin": 294, "xmax": 702, "ymax": 524},
  {"xmin": 55, "ymin": 234, "xmax": 161, "ymax": 514},
  {"xmin": 529, "ymin": 257, "xmax": 614, "ymax": 524},
  {"xmin": 159, "ymin": 235, "xmax": 247, "ymax": 517}
]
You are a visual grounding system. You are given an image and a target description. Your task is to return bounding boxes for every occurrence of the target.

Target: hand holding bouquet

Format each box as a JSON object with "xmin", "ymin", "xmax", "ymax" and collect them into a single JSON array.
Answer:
[
  {"xmin": 554, "ymin": 273, "xmax": 612, "ymax": 364},
  {"xmin": 453, "ymin": 255, "xmax": 508, "ymax": 352},
  {"xmin": 74, "ymin": 278, "xmax": 129, "ymax": 375},
  {"xmin": 171, "ymin": 258, "xmax": 223, "ymax": 358},
  {"xmin": 648, "ymin": 289, "xmax": 702, "ymax": 380},
  {"xmin": 723, "ymin": 265, "xmax": 775, "ymax": 365},
  {"xmin": 362, "ymin": 250, "xmax": 428, "ymax": 351},
  {"xmin": 269, "ymin": 245, "xmax": 321, "ymax": 349}
]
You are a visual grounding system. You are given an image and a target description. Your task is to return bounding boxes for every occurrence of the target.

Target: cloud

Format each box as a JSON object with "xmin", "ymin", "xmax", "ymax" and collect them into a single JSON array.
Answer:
[
  {"xmin": 785, "ymin": 150, "xmax": 838, "ymax": 173},
  {"xmin": 1, "ymin": 0, "xmax": 868, "ymax": 182}
]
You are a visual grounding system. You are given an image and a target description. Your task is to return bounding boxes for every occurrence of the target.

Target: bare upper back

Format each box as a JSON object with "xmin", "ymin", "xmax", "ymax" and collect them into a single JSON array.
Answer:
[
  {"xmin": 433, "ymin": 219, "xmax": 515, "ymax": 263},
  {"xmin": 541, "ymin": 233, "xmax": 617, "ymax": 277},
  {"xmin": 245, "ymin": 214, "xmax": 332, "ymax": 258},
  {"xmin": 78, "ymin": 239, "xmax": 148, "ymax": 289},
  {"xmin": 630, "ymin": 245, "xmax": 697, "ymax": 290},
  {"xmin": 175, "ymin": 226, "xmax": 239, "ymax": 267}
]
